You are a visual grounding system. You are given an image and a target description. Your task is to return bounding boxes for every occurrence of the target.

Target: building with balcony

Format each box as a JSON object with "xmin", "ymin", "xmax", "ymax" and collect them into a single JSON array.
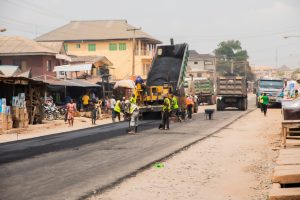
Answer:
[
  {"xmin": 187, "ymin": 50, "xmax": 216, "ymax": 80},
  {"xmin": 36, "ymin": 20, "xmax": 161, "ymax": 80}
]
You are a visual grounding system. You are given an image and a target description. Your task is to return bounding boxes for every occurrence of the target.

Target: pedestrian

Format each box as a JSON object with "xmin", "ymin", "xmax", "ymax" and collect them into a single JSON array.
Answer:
[
  {"xmin": 66, "ymin": 99, "xmax": 77, "ymax": 127},
  {"xmin": 171, "ymin": 94, "xmax": 181, "ymax": 122},
  {"xmin": 97, "ymin": 98, "xmax": 103, "ymax": 119},
  {"xmin": 82, "ymin": 93, "xmax": 90, "ymax": 112},
  {"xmin": 114, "ymin": 99, "xmax": 121, "ymax": 122},
  {"xmin": 261, "ymin": 93, "xmax": 269, "ymax": 116},
  {"xmin": 125, "ymin": 100, "xmax": 139, "ymax": 134},
  {"xmin": 91, "ymin": 101, "xmax": 97, "ymax": 125},
  {"xmin": 161, "ymin": 94, "xmax": 171, "ymax": 130},
  {"xmin": 110, "ymin": 96, "xmax": 116, "ymax": 122},
  {"xmin": 186, "ymin": 95, "xmax": 194, "ymax": 119}
]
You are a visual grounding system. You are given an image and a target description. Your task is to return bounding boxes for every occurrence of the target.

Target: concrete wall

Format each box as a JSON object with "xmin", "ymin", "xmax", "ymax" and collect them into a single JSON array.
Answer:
[{"xmin": 64, "ymin": 39, "xmax": 155, "ymax": 80}]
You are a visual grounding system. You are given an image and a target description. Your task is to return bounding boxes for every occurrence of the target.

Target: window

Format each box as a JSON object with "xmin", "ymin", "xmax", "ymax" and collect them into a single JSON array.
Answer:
[
  {"xmin": 143, "ymin": 64, "xmax": 151, "ymax": 76},
  {"xmin": 194, "ymin": 61, "xmax": 198, "ymax": 64},
  {"xmin": 88, "ymin": 44, "xmax": 96, "ymax": 51},
  {"xmin": 76, "ymin": 44, "xmax": 81, "ymax": 49},
  {"xmin": 21, "ymin": 60, "xmax": 27, "ymax": 71},
  {"xmin": 46, "ymin": 60, "xmax": 52, "ymax": 71},
  {"xmin": 109, "ymin": 43, "xmax": 117, "ymax": 51},
  {"xmin": 64, "ymin": 43, "xmax": 68, "ymax": 52},
  {"xmin": 119, "ymin": 43, "xmax": 126, "ymax": 51}
]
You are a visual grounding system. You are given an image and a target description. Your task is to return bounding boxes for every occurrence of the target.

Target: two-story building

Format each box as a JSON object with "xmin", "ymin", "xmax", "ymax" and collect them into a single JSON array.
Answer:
[
  {"xmin": 0, "ymin": 36, "xmax": 69, "ymax": 78},
  {"xmin": 35, "ymin": 20, "xmax": 161, "ymax": 80},
  {"xmin": 187, "ymin": 50, "xmax": 216, "ymax": 80}
]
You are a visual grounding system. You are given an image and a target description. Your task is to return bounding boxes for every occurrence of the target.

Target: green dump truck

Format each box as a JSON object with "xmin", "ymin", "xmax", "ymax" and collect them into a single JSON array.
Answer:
[{"xmin": 185, "ymin": 77, "xmax": 215, "ymax": 105}]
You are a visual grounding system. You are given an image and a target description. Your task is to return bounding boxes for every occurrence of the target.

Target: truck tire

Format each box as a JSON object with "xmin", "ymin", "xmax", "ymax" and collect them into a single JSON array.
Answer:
[
  {"xmin": 240, "ymin": 98, "xmax": 247, "ymax": 111},
  {"xmin": 216, "ymin": 100, "xmax": 224, "ymax": 111},
  {"xmin": 256, "ymin": 98, "xmax": 260, "ymax": 108}
]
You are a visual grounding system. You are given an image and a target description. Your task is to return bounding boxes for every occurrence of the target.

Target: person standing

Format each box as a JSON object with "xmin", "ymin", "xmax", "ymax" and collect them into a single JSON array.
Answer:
[
  {"xmin": 110, "ymin": 96, "xmax": 116, "ymax": 122},
  {"xmin": 130, "ymin": 94, "xmax": 137, "ymax": 104},
  {"xmin": 258, "ymin": 93, "xmax": 263, "ymax": 112},
  {"xmin": 114, "ymin": 100, "xmax": 121, "ymax": 122},
  {"xmin": 186, "ymin": 95, "xmax": 194, "ymax": 119},
  {"xmin": 126, "ymin": 100, "xmax": 139, "ymax": 134},
  {"xmin": 162, "ymin": 94, "xmax": 171, "ymax": 130},
  {"xmin": 66, "ymin": 99, "xmax": 77, "ymax": 127},
  {"xmin": 171, "ymin": 94, "xmax": 181, "ymax": 122},
  {"xmin": 97, "ymin": 98, "xmax": 103, "ymax": 119},
  {"xmin": 82, "ymin": 94, "xmax": 90, "ymax": 112},
  {"xmin": 91, "ymin": 101, "xmax": 97, "ymax": 125},
  {"xmin": 261, "ymin": 93, "xmax": 269, "ymax": 116}
]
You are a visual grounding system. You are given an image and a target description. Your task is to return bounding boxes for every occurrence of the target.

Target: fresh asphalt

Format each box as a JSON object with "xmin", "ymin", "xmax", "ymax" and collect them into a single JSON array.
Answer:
[{"xmin": 0, "ymin": 96, "xmax": 256, "ymax": 200}]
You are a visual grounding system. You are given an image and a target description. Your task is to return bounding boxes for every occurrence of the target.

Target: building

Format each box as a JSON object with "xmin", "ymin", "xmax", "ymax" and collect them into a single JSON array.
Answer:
[
  {"xmin": 0, "ymin": 36, "xmax": 69, "ymax": 78},
  {"xmin": 187, "ymin": 50, "xmax": 216, "ymax": 80},
  {"xmin": 35, "ymin": 20, "xmax": 162, "ymax": 80}
]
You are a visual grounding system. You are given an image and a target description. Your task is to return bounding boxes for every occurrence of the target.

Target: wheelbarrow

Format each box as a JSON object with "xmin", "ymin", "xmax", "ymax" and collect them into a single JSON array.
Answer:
[{"xmin": 205, "ymin": 109, "xmax": 215, "ymax": 120}]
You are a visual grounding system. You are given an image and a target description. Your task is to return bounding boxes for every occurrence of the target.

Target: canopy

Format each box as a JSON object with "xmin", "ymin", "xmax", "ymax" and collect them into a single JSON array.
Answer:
[
  {"xmin": 113, "ymin": 80, "xmax": 135, "ymax": 89},
  {"xmin": 47, "ymin": 78, "xmax": 100, "ymax": 87},
  {"xmin": 53, "ymin": 64, "xmax": 92, "ymax": 72}
]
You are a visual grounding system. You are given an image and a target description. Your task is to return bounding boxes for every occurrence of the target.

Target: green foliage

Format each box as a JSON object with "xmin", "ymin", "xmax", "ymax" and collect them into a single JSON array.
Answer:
[{"xmin": 214, "ymin": 40, "xmax": 254, "ymax": 80}]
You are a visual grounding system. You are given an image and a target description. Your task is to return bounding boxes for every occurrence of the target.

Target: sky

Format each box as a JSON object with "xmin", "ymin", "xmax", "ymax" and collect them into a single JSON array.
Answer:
[{"xmin": 0, "ymin": 0, "xmax": 300, "ymax": 68}]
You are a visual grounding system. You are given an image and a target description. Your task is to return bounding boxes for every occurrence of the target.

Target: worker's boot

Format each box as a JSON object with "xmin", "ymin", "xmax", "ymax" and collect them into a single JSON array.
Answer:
[{"xmin": 128, "ymin": 127, "xmax": 135, "ymax": 134}]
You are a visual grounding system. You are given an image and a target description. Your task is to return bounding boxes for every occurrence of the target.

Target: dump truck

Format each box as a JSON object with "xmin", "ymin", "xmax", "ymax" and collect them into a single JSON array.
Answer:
[
  {"xmin": 137, "ymin": 43, "xmax": 189, "ymax": 117},
  {"xmin": 184, "ymin": 77, "xmax": 215, "ymax": 105},
  {"xmin": 255, "ymin": 78, "xmax": 284, "ymax": 108},
  {"xmin": 216, "ymin": 76, "xmax": 247, "ymax": 111}
]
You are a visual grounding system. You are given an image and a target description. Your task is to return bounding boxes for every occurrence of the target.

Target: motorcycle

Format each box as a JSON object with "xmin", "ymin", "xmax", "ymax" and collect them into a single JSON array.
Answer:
[{"xmin": 43, "ymin": 103, "xmax": 65, "ymax": 121}]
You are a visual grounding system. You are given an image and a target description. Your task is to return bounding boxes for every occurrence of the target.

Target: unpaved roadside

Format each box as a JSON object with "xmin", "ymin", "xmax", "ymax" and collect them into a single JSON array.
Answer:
[{"xmin": 90, "ymin": 108, "xmax": 281, "ymax": 200}]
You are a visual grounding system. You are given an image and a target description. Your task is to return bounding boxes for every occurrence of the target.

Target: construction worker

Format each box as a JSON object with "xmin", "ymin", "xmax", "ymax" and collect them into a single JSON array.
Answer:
[
  {"xmin": 162, "ymin": 94, "xmax": 171, "ymax": 130},
  {"xmin": 125, "ymin": 100, "xmax": 139, "ymax": 134},
  {"xmin": 114, "ymin": 100, "xmax": 121, "ymax": 122},
  {"xmin": 171, "ymin": 94, "xmax": 181, "ymax": 122},
  {"xmin": 130, "ymin": 94, "xmax": 137, "ymax": 104},
  {"xmin": 186, "ymin": 95, "xmax": 194, "ymax": 119}
]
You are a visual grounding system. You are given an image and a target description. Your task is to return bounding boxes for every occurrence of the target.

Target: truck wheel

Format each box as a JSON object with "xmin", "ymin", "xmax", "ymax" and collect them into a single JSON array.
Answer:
[
  {"xmin": 256, "ymin": 99, "xmax": 260, "ymax": 108},
  {"xmin": 216, "ymin": 100, "xmax": 223, "ymax": 111},
  {"xmin": 240, "ymin": 99, "xmax": 247, "ymax": 111}
]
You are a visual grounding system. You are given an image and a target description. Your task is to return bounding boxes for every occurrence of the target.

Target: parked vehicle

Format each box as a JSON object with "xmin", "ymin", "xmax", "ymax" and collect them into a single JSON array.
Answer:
[
  {"xmin": 185, "ymin": 77, "xmax": 215, "ymax": 105},
  {"xmin": 255, "ymin": 78, "xmax": 284, "ymax": 108},
  {"xmin": 43, "ymin": 103, "xmax": 65, "ymax": 121},
  {"xmin": 216, "ymin": 76, "xmax": 247, "ymax": 111}
]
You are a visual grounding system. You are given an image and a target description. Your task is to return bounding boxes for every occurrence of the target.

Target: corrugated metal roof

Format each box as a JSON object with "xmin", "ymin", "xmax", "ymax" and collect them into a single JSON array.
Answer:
[
  {"xmin": 0, "ymin": 36, "xmax": 56, "ymax": 55},
  {"xmin": 38, "ymin": 41, "xmax": 64, "ymax": 54},
  {"xmin": 70, "ymin": 55, "xmax": 113, "ymax": 66},
  {"xmin": 0, "ymin": 65, "xmax": 20, "ymax": 76},
  {"xmin": 53, "ymin": 64, "xmax": 92, "ymax": 72},
  {"xmin": 32, "ymin": 75, "xmax": 100, "ymax": 87},
  {"xmin": 35, "ymin": 20, "xmax": 161, "ymax": 44}
]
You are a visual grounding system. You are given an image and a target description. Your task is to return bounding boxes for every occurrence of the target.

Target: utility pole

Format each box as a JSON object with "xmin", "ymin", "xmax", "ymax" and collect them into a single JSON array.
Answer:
[
  {"xmin": 230, "ymin": 59, "xmax": 234, "ymax": 74},
  {"xmin": 127, "ymin": 27, "xmax": 141, "ymax": 76}
]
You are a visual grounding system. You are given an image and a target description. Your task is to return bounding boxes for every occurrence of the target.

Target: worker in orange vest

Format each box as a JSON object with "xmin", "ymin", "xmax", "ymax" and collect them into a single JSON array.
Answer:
[{"xmin": 186, "ymin": 95, "xmax": 194, "ymax": 119}]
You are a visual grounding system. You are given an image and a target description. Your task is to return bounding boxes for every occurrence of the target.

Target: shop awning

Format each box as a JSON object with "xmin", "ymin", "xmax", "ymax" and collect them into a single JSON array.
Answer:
[
  {"xmin": 53, "ymin": 64, "xmax": 92, "ymax": 72},
  {"xmin": 47, "ymin": 78, "xmax": 100, "ymax": 87}
]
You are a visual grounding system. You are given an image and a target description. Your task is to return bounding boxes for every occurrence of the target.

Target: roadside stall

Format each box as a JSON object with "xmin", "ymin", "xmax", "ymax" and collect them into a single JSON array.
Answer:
[{"xmin": 0, "ymin": 77, "xmax": 46, "ymax": 131}]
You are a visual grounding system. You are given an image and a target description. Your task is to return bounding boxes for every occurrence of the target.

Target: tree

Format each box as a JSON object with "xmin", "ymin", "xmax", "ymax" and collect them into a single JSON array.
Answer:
[{"xmin": 214, "ymin": 40, "xmax": 254, "ymax": 80}]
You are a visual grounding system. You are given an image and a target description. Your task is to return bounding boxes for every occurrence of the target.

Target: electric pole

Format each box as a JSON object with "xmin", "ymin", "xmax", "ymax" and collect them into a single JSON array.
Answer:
[{"xmin": 127, "ymin": 27, "xmax": 141, "ymax": 76}]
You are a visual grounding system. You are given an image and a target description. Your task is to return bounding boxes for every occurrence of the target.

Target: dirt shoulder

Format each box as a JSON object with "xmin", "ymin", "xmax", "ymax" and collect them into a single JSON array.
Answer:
[{"xmin": 90, "ymin": 108, "xmax": 281, "ymax": 200}]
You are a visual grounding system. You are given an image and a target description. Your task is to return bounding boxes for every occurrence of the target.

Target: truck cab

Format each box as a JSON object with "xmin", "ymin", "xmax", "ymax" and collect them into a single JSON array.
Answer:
[{"xmin": 255, "ymin": 78, "xmax": 284, "ymax": 107}]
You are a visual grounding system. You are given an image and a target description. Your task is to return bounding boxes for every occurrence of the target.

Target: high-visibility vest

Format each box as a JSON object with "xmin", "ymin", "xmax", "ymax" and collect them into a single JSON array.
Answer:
[
  {"xmin": 163, "ymin": 98, "xmax": 171, "ymax": 111},
  {"xmin": 114, "ymin": 100, "xmax": 121, "ymax": 113},
  {"xmin": 172, "ymin": 96, "xmax": 179, "ymax": 110},
  {"xmin": 186, "ymin": 97, "xmax": 193, "ymax": 106},
  {"xmin": 130, "ymin": 103, "xmax": 138, "ymax": 113},
  {"xmin": 130, "ymin": 97, "xmax": 136, "ymax": 104}
]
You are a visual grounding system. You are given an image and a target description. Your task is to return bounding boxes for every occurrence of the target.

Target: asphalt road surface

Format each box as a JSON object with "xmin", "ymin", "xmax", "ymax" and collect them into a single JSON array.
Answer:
[{"xmin": 0, "ymin": 96, "xmax": 256, "ymax": 200}]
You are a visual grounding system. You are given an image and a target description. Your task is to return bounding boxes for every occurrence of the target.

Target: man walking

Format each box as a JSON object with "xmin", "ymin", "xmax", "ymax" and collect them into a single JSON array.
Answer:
[
  {"xmin": 125, "ymin": 100, "xmax": 139, "ymax": 134},
  {"xmin": 261, "ymin": 93, "xmax": 269, "ymax": 116},
  {"xmin": 114, "ymin": 99, "xmax": 121, "ymax": 122}
]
